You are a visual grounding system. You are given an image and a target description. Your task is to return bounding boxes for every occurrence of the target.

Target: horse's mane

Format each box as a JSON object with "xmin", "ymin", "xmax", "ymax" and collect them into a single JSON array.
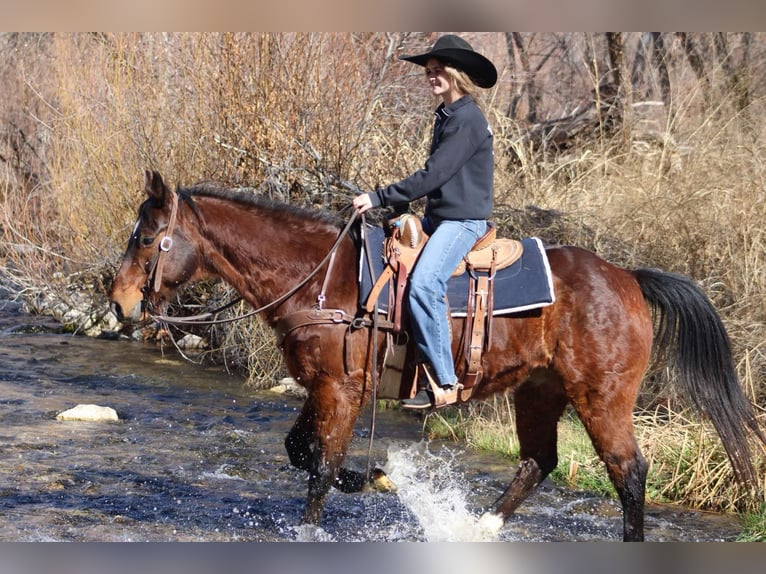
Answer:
[{"xmin": 179, "ymin": 181, "xmax": 346, "ymax": 230}]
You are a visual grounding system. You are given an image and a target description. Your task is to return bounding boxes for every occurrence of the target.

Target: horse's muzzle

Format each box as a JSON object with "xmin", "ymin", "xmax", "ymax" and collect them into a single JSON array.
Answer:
[{"xmin": 110, "ymin": 300, "xmax": 145, "ymax": 324}]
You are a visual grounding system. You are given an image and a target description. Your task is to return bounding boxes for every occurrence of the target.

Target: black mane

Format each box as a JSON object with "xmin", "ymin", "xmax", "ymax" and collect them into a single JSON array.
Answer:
[{"xmin": 179, "ymin": 181, "xmax": 346, "ymax": 230}]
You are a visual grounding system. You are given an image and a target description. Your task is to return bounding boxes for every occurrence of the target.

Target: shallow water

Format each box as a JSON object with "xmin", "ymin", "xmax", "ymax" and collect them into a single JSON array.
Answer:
[{"xmin": 0, "ymin": 299, "xmax": 743, "ymax": 541}]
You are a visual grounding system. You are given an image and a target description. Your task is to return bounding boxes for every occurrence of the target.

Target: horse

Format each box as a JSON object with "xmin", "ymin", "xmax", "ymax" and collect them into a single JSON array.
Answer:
[{"xmin": 109, "ymin": 170, "xmax": 764, "ymax": 541}]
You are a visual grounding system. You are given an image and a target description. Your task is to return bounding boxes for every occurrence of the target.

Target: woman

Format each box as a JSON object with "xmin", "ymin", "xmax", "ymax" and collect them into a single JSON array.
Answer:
[{"xmin": 353, "ymin": 34, "xmax": 497, "ymax": 409}]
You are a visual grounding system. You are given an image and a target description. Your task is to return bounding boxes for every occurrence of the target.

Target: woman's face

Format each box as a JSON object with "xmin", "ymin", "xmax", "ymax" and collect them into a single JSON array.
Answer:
[{"xmin": 424, "ymin": 58, "xmax": 460, "ymax": 104}]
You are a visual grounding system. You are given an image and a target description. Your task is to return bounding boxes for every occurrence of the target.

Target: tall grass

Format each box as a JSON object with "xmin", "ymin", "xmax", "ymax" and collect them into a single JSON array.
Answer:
[{"xmin": 1, "ymin": 32, "xmax": 765, "ymax": 510}]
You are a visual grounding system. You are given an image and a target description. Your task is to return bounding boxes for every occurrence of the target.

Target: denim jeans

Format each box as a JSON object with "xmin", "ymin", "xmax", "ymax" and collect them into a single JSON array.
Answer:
[{"xmin": 408, "ymin": 217, "xmax": 487, "ymax": 388}]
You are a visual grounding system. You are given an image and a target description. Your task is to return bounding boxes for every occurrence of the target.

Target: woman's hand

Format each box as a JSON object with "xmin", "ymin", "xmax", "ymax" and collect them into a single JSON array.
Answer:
[{"xmin": 352, "ymin": 193, "xmax": 373, "ymax": 215}]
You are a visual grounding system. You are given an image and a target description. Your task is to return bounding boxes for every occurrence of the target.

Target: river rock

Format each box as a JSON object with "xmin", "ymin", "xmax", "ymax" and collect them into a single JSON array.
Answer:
[
  {"xmin": 269, "ymin": 376, "xmax": 307, "ymax": 398},
  {"xmin": 23, "ymin": 288, "xmax": 120, "ymax": 337},
  {"xmin": 177, "ymin": 334, "xmax": 207, "ymax": 350},
  {"xmin": 56, "ymin": 404, "xmax": 120, "ymax": 422}
]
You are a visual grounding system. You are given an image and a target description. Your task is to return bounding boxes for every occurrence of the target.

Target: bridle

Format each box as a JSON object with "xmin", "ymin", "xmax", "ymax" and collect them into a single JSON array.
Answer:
[{"xmin": 142, "ymin": 188, "xmax": 180, "ymax": 300}]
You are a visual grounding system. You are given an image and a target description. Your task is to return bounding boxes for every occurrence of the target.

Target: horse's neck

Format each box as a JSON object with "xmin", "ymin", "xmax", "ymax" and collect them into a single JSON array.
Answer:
[{"xmin": 194, "ymin": 198, "xmax": 347, "ymax": 316}]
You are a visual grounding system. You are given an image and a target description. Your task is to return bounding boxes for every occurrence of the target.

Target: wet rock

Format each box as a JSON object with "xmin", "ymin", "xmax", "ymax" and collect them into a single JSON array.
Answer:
[
  {"xmin": 564, "ymin": 496, "xmax": 622, "ymax": 518},
  {"xmin": 269, "ymin": 377, "xmax": 307, "ymax": 398},
  {"xmin": 56, "ymin": 404, "xmax": 120, "ymax": 422},
  {"xmin": 23, "ymin": 288, "xmax": 119, "ymax": 337}
]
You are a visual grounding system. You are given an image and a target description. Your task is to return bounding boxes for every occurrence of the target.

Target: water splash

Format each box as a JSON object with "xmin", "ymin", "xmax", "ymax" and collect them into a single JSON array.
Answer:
[
  {"xmin": 200, "ymin": 464, "xmax": 246, "ymax": 481},
  {"xmin": 290, "ymin": 524, "xmax": 336, "ymax": 541},
  {"xmin": 384, "ymin": 441, "xmax": 498, "ymax": 542}
]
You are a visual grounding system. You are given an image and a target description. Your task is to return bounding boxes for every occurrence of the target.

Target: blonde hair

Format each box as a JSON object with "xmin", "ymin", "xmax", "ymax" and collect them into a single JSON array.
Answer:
[{"xmin": 442, "ymin": 62, "xmax": 482, "ymax": 107}]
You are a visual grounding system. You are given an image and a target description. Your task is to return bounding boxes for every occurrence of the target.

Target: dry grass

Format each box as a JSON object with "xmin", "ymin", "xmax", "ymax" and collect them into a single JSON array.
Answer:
[{"xmin": 636, "ymin": 406, "xmax": 766, "ymax": 512}]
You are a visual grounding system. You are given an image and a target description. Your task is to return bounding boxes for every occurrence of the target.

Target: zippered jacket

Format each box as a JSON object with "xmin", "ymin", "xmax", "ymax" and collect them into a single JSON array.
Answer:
[{"xmin": 369, "ymin": 95, "xmax": 494, "ymax": 221}]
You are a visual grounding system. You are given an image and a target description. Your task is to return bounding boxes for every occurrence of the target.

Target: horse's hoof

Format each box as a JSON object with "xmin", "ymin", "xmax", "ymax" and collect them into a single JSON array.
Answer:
[
  {"xmin": 477, "ymin": 512, "xmax": 505, "ymax": 535},
  {"xmin": 364, "ymin": 468, "xmax": 398, "ymax": 493}
]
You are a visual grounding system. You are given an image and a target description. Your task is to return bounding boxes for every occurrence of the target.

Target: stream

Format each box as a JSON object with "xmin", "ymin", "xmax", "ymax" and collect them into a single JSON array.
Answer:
[{"xmin": 0, "ymin": 298, "xmax": 743, "ymax": 542}]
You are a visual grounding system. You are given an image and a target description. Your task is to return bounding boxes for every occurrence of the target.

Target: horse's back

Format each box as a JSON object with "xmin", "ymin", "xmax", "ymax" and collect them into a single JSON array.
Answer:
[{"xmin": 545, "ymin": 245, "xmax": 650, "ymax": 311}]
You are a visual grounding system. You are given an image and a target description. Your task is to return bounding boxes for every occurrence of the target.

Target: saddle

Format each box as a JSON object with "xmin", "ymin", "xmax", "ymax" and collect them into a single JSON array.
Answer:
[{"xmin": 365, "ymin": 215, "xmax": 523, "ymax": 403}]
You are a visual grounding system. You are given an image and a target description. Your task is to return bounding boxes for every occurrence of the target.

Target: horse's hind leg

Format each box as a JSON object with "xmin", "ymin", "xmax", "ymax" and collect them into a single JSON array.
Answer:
[
  {"xmin": 574, "ymin": 398, "xmax": 648, "ymax": 541},
  {"xmin": 480, "ymin": 377, "xmax": 568, "ymax": 532}
]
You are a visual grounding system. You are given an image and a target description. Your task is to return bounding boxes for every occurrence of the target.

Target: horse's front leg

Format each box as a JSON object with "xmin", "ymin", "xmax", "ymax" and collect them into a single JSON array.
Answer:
[{"xmin": 283, "ymin": 378, "xmax": 372, "ymax": 524}]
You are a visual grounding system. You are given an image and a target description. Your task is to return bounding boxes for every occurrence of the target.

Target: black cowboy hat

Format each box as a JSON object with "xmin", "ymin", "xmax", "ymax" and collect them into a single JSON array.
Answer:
[{"xmin": 399, "ymin": 34, "xmax": 497, "ymax": 89}]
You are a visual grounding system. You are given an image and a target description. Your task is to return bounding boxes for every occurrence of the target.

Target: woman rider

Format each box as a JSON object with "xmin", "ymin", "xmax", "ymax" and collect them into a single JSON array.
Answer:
[{"xmin": 353, "ymin": 34, "xmax": 497, "ymax": 409}]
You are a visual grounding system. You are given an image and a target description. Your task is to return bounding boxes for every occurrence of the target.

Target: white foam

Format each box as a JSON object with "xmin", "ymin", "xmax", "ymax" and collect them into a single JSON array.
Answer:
[
  {"xmin": 199, "ymin": 464, "xmax": 245, "ymax": 481},
  {"xmin": 384, "ymin": 442, "xmax": 500, "ymax": 542},
  {"xmin": 291, "ymin": 523, "xmax": 336, "ymax": 542}
]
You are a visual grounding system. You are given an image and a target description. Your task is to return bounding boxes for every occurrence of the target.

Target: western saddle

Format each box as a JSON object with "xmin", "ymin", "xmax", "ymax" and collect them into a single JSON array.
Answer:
[{"xmin": 365, "ymin": 214, "xmax": 523, "ymax": 403}]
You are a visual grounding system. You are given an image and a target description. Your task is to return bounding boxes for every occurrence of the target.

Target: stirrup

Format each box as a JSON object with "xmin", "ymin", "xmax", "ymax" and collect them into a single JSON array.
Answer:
[
  {"xmin": 421, "ymin": 364, "xmax": 461, "ymax": 408},
  {"xmin": 400, "ymin": 364, "xmax": 462, "ymax": 410},
  {"xmin": 430, "ymin": 383, "xmax": 461, "ymax": 408}
]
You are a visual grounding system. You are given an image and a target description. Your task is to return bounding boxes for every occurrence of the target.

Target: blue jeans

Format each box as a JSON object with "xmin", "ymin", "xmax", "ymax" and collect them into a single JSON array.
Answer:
[{"xmin": 408, "ymin": 217, "xmax": 487, "ymax": 388}]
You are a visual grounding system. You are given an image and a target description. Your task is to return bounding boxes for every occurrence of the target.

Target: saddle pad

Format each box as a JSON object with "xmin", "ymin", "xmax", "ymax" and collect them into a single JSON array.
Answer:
[{"xmin": 358, "ymin": 225, "xmax": 556, "ymax": 316}]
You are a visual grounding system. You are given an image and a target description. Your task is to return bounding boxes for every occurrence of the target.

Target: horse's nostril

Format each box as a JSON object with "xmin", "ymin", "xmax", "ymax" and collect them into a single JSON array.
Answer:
[{"xmin": 110, "ymin": 301, "xmax": 123, "ymax": 321}]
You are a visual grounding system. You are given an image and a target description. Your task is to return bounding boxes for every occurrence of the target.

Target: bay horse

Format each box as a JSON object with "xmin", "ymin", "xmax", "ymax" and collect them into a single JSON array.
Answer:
[{"xmin": 109, "ymin": 170, "xmax": 764, "ymax": 541}]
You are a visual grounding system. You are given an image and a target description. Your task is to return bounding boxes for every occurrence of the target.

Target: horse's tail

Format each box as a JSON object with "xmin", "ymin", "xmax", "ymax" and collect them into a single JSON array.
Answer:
[{"xmin": 633, "ymin": 267, "xmax": 764, "ymax": 488}]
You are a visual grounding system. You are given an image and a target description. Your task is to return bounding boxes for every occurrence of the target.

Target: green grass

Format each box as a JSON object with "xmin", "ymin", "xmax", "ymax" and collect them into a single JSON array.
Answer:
[
  {"xmin": 738, "ymin": 505, "xmax": 766, "ymax": 542},
  {"xmin": 547, "ymin": 414, "xmax": 615, "ymax": 497},
  {"xmin": 422, "ymin": 400, "xmax": 766, "ymax": 541}
]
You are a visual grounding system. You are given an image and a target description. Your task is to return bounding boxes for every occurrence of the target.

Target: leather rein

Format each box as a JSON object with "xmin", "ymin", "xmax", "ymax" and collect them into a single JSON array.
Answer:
[{"xmin": 143, "ymin": 192, "xmax": 371, "ymax": 331}]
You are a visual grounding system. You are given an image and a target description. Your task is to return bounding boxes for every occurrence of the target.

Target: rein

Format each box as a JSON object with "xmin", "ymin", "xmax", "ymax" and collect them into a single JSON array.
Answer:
[{"xmin": 146, "ymin": 199, "xmax": 360, "ymax": 326}]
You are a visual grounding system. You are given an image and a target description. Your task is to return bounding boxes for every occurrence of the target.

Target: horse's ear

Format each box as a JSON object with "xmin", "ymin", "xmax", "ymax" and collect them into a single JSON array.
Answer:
[{"xmin": 144, "ymin": 170, "xmax": 167, "ymax": 201}]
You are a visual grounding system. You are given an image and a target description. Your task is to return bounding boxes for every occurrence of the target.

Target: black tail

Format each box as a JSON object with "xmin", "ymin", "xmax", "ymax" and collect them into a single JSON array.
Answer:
[{"xmin": 634, "ymin": 267, "xmax": 764, "ymax": 487}]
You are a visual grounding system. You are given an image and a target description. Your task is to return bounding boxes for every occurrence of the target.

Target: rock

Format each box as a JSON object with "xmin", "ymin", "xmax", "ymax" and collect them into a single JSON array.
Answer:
[
  {"xmin": 177, "ymin": 334, "xmax": 207, "ymax": 350},
  {"xmin": 56, "ymin": 404, "xmax": 119, "ymax": 422},
  {"xmin": 22, "ymin": 289, "xmax": 120, "ymax": 337},
  {"xmin": 269, "ymin": 377, "xmax": 307, "ymax": 398}
]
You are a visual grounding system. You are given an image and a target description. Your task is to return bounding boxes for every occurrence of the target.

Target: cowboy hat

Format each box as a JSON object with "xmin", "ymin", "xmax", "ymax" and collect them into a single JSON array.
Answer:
[{"xmin": 399, "ymin": 34, "xmax": 497, "ymax": 89}]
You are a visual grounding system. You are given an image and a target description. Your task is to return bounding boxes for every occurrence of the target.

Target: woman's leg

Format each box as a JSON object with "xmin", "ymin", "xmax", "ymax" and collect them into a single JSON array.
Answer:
[{"xmin": 408, "ymin": 218, "xmax": 487, "ymax": 387}]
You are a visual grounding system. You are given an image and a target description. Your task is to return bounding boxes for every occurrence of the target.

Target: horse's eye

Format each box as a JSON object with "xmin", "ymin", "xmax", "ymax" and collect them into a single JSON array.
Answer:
[{"xmin": 140, "ymin": 235, "xmax": 155, "ymax": 247}]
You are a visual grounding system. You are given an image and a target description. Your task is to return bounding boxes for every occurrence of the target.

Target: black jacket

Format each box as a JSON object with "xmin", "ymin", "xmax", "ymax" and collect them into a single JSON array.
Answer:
[{"xmin": 370, "ymin": 95, "xmax": 494, "ymax": 221}]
